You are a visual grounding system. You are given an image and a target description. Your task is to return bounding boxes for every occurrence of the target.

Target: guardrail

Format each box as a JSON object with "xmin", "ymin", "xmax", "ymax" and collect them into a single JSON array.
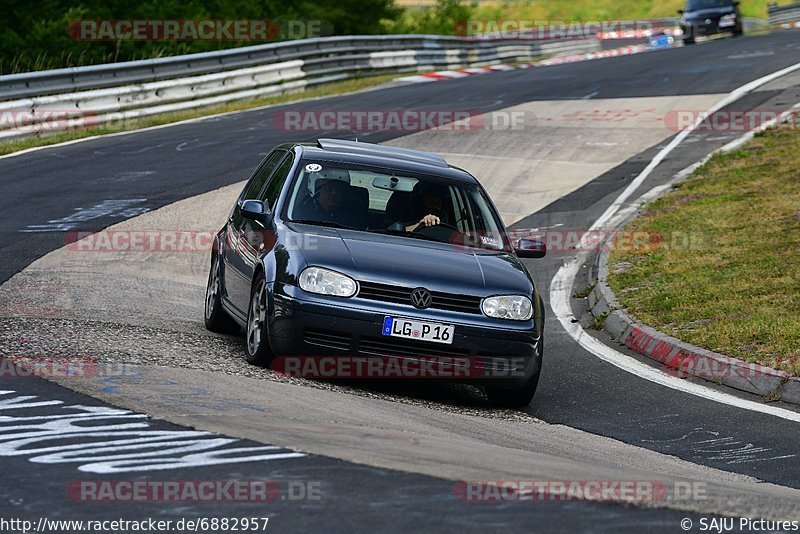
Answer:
[
  {"xmin": 0, "ymin": 34, "xmax": 599, "ymax": 141},
  {"xmin": 743, "ymin": 17, "xmax": 772, "ymax": 32},
  {"xmin": 769, "ymin": 2, "xmax": 800, "ymax": 27}
]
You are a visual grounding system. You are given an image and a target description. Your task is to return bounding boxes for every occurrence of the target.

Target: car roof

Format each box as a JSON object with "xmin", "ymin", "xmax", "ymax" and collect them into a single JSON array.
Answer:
[
  {"xmin": 685, "ymin": 0, "xmax": 734, "ymax": 6},
  {"xmin": 289, "ymin": 139, "xmax": 478, "ymax": 184}
]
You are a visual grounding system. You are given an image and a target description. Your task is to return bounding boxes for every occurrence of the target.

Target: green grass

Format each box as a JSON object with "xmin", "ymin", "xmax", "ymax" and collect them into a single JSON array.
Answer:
[
  {"xmin": 391, "ymin": 0, "xmax": 782, "ymax": 43},
  {"xmin": 574, "ymin": 283, "xmax": 596, "ymax": 299},
  {"xmin": 0, "ymin": 74, "xmax": 400, "ymax": 156},
  {"xmin": 468, "ymin": 0, "xmax": 781, "ymax": 21},
  {"xmin": 591, "ymin": 312, "xmax": 609, "ymax": 331},
  {"xmin": 608, "ymin": 125, "xmax": 800, "ymax": 375}
]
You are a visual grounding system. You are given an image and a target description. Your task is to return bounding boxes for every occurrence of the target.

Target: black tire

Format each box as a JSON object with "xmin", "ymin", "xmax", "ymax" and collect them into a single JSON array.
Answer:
[
  {"xmin": 245, "ymin": 272, "xmax": 274, "ymax": 366},
  {"xmin": 485, "ymin": 340, "xmax": 543, "ymax": 408},
  {"xmin": 683, "ymin": 37, "xmax": 695, "ymax": 45},
  {"xmin": 732, "ymin": 26, "xmax": 743, "ymax": 36},
  {"xmin": 204, "ymin": 253, "xmax": 239, "ymax": 334}
]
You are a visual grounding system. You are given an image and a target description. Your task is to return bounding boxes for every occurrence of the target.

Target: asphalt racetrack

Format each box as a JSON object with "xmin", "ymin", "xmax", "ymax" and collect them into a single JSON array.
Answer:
[{"xmin": 2, "ymin": 30, "xmax": 800, "ymax": 533}]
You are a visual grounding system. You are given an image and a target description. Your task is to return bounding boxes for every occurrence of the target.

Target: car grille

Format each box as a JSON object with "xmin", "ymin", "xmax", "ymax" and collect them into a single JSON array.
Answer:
[
  {"xmin": 474, "ymin": 354, "xmax": 526, "ymax": 372},
  {"xmin": 360, "ymin": 336, "xmax": 470, "ymax": 359},
  {"xmin": 303, "ymin": 329, "xmax": 352, "ymax": 351},
  {"xmin": 302, "ymin": 331, "xmax": 527, "ymax": 373},
  {"xmin": 357, "ymin": 281, "xmax": 482, "ymax": 314}
]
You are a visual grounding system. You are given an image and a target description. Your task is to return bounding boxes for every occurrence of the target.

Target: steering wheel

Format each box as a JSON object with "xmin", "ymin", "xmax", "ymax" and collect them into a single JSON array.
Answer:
[
  {"xmin": 413, "ymin": 220, "xmax": 460, "ymax": 232},
  {"xmin": 413, "ymin": 220, "xmax": 464, "ymax": 241}
]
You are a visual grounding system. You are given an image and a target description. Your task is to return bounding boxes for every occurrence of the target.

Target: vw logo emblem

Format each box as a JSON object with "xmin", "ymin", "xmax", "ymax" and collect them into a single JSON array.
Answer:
[
  {"xmin": 706, "ymin": 18, "xmax": 712, "ymax": 24},
  {"xmin": 410, "ymin": 287, "xmax": 432, "ymax": 309}
]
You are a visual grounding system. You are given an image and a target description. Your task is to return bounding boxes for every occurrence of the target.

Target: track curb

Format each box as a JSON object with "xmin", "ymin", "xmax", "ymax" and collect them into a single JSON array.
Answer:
[{"xmin": 584, "ymin": 162, "xmax": 800, "ymax": 407}]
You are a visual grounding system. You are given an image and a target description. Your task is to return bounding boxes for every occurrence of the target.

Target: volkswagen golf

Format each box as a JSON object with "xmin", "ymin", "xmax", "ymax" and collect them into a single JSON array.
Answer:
[
  {"xmin": 679, "ymin": 0, "xmax": 743, "ymax": 44},
  {"xmin": 204, "ymin": 139, "xmax": 546, "ymax": 407}
]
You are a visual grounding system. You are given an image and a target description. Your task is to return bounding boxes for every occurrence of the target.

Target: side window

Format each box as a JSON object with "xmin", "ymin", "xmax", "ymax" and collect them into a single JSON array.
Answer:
[
  {"xmin": 261, "ymin": 154, "xmax": 295, "ymax": 208},
  {"xmin": 241, "ymin": 150, "xmax": 286, "ymax": 201}
]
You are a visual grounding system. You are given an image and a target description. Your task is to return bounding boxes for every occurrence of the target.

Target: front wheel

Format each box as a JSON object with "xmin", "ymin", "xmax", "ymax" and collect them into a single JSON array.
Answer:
[
  {"xmin": 204, "ymin": 253, "xmax": 239, "ymax": 334},
  {"xmin": 485, "ymin": 369, "xmax": 541, "ymax": 408},
  {"xmin": 485, "ymin": 340, "xmax": 542, "ymax": 408},
  {"xmin": 245, "ymin": 273, "xmax": 274, "ymax": 366}
]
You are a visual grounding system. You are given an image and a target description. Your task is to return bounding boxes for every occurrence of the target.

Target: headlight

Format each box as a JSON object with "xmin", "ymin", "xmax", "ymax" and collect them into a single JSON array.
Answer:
[
  {"xmin": 719, "ymin": 13, "xmax": 737, "ymax": 27},
  {"xmin": 299, "ymin": 267, "xmax": 357, "ymax": 297},
  {"xmin": 481, "ymin": 295, "xmax": 533, "ymax": 321}
]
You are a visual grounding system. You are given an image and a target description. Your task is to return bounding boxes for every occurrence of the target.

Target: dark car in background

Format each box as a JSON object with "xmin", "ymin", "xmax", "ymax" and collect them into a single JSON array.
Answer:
[
  {"xmin": 679, "ymin": 0, "xmax": 743, "ymax": 44},
  {"xmin": 204, "ymin": 139, "xmax": 547, "ymax": 407}
]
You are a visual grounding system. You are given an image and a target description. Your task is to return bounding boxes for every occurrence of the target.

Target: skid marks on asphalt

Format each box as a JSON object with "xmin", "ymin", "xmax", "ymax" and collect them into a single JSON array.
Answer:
[{"xmin": 636, "ymin": 415, "xmax": 797, "ymax": 465}]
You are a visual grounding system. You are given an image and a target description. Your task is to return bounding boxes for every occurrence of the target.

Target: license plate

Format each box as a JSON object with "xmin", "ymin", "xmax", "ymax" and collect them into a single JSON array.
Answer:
[{"xmin": 382, "ymin": 317, "xmax": 454, "ymax": 345}]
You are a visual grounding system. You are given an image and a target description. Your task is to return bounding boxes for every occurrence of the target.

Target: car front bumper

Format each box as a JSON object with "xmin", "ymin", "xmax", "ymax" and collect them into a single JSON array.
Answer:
[
  {"xmin": 266, "ymin": 283, "xmax": 542, "ymax": 387},
  {"xmin": 681, "ymin": 18, "xmax": 738, "ymax": 38}
]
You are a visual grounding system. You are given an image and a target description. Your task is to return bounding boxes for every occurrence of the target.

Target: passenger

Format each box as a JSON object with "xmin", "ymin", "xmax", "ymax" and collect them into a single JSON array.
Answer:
[{"xmin": 389, "ymin": 181, "xmax": 450, "ymax": 232}]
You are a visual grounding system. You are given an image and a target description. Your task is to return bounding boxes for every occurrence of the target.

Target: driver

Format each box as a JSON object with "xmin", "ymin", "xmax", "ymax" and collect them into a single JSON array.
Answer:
[
  {"xmin": 389, "ymin": 181, "xmax": 450, "ymax": 233},
  {"xmin": 293, "ymin": 169, "xmax": 352, "ymax": 225}
]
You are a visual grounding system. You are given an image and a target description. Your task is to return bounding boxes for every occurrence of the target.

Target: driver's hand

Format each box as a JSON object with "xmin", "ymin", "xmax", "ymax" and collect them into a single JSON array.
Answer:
[{"xmin": 419, "ymin": 214, "xmax": 440, "ymax": 227}]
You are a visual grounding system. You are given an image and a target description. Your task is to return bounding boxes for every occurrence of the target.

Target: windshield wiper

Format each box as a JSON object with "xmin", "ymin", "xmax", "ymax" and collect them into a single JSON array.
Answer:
[{"xmin": 290, "ymin": 219, "xmax": 355, "ymax": 230}]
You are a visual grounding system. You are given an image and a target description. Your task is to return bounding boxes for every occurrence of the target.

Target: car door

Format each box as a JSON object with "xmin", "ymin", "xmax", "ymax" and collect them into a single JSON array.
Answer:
[
  {"xmin": 223, "ymin": 150, "xmax": 287, "ymax": 314},
  {"xmin": 235, "ymin": 152, "xmax": 296, "ymax": 293}
]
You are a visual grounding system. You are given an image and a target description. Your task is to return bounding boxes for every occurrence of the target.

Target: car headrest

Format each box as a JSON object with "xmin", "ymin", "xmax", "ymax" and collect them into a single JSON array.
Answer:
[
  {"xmin": 349, "ymin": 185, "xmax": 369, "ymax": 211},
  {"xmin": 385, "ymin": 190, "xmax": 411, "ymax": 218},
  {"xmin": 312, "ymin": 168, "xmax": 350, "ymax": 191}
]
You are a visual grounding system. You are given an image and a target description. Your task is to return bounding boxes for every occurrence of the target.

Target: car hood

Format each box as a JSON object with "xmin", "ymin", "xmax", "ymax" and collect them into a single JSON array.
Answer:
[
  {"xmin": 287, "ymin": 224, "xmax": 534, "ymax": 296},
  {"xmin": 684, "ymin": 7, "xmax": 734, "ymax": 20}
]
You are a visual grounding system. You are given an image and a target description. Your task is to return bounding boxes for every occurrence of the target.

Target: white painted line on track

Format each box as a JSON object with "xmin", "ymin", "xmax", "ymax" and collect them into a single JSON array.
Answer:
[
  {"xmin": 550, "ymin": 61, "xmax": 800, "ymax": 422},
  {"xmin": 0, "ymin": 79, "xmax": 401, "ymax": 162},
  {"xmin": 589, "ymin": 60, "xmax": 800, "ymax": 233},
  {"xmin": 0, "ymin": 44, "xmax": 651, "ymax": 162}
]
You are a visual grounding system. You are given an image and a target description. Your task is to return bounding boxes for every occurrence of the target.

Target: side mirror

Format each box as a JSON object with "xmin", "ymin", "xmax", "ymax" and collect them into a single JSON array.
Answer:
[
  {"xmin": 678, "ymin": 8, "xmax": 684, "ymax": 14},
  {"xmin": 515, "ymin": 238, "xmax": 546, "ymax": 259},
  {"xmin": 241, "ymin": 200, "xmax": 271, "ymax": 224}
]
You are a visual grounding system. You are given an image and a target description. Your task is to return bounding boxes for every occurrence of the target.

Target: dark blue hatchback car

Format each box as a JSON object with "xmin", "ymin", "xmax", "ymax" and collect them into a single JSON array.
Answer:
[
  {"xmin": 204, "ymin": 139, "xmax": 546, "ymax": 407},
  {"xmin": 679, "ymin": 0, "xmax": 743, "ymax": 44}
]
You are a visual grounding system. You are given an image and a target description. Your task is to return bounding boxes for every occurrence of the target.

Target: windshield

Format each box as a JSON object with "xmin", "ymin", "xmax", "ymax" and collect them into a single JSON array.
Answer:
[
  {"xmin": 284, "ymin": 160, "xmax": 510, "ymax": 252},
  {"xmin": 685, "ymin": 0, "xmax": 732, "ymax": 10}
]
